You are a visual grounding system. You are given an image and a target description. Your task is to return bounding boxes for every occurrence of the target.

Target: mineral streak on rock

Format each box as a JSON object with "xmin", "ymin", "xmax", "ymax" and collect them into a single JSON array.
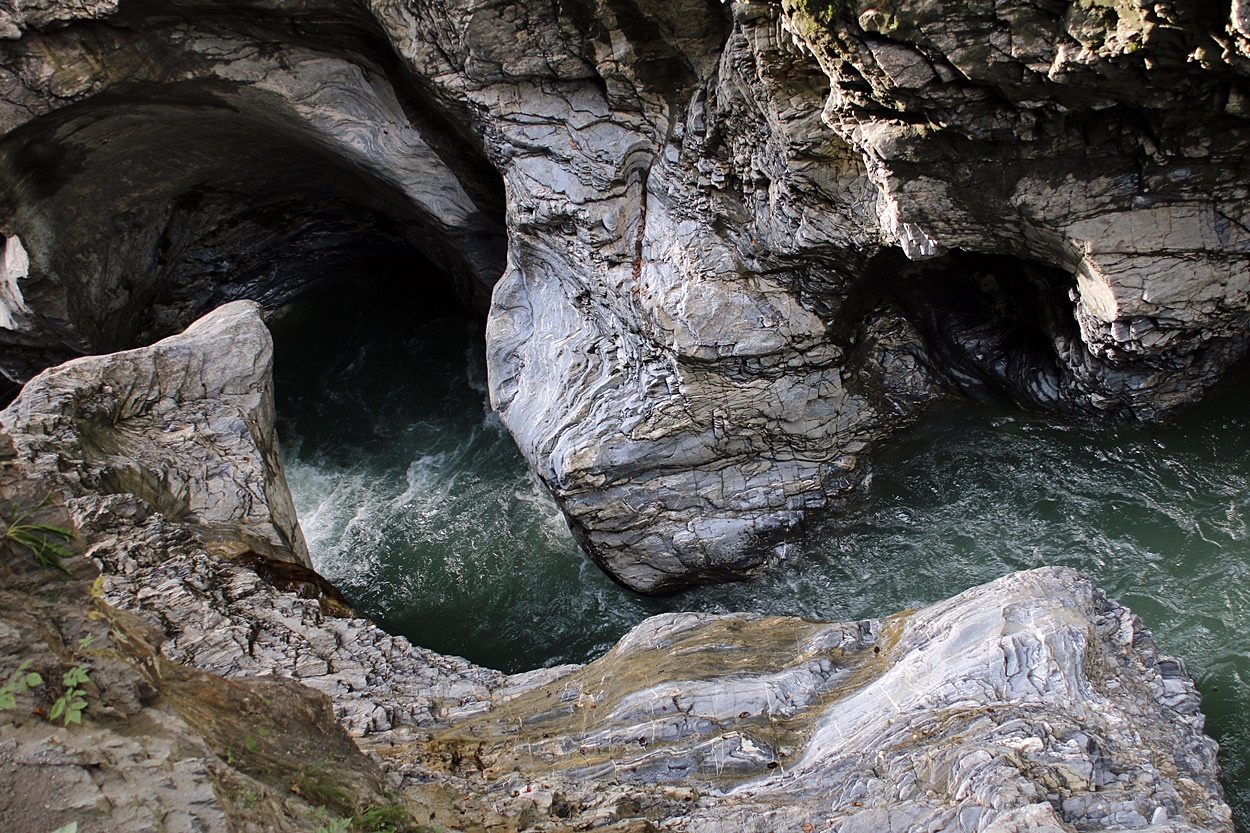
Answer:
[
  {"xmin": 389, "ymin": 567, "xmax": 1229, "ymax": 832},
  {"xmin": 366, "ymin": 0, "xmax": 1250, "ymax": 590},
  {"xmin": 0, "ymin": 1, "xmax": 1248, "ymax": 593}
]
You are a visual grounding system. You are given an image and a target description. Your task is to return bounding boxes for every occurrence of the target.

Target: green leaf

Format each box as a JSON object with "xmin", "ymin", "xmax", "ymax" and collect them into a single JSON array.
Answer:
[
  {"xmin": 50, "ymin": 823, "xmax": 78, "ymax": 833},
  {"xmin": 23, "ymin": 671, "xmax": 44, "ymax": 688},
  {"xmin": 77, "ymin": 633, "xmax": 95, "ymax": 651},
  {"xmin": 65, "ymin": 702, "xmax": 85, "ymax": 724},
  {"xmin": 4, "ymin": 497, "xmax": 77, "ymax": 571},
  {"xmin": 49, "ymin": 697, "xmax": 65, "ymax": 720},
  {"xmin": 0, "ymin": 691, "xmax": 15, "ymax": 710},
  {"xmin": 62, "ymin": 666, "xmax": 89, "ymax": 687}
]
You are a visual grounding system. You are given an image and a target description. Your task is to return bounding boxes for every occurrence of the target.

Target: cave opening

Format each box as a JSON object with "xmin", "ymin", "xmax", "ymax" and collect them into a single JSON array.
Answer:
[
  {"xmin": 844, "ymin": 247, "xmax": 1096, "ymax": 416},
  {"xmin": 0, "ymin": 78, "xmax": 586, "ymax": 666},
  {"xmin": 0, "ymin": 79, "xmax": 501, "ymax": 383}
]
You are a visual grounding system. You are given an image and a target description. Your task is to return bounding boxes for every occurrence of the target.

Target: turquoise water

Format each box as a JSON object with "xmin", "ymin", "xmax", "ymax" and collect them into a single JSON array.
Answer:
[{"xmin": 273, "ymin": 303, "xmax": 1250, "ymax": 823}]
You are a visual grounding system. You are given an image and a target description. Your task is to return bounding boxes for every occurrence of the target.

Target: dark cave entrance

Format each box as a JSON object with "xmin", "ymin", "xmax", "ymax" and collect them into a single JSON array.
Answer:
[
  {"xmin": 844, "ymin": 248, "xmax": 1099, "ymax": 416},
  {"xmin": 0, "ymin": 79, "xmax": 505, "ymax": 388},
  {"xmin": 0, "ymin": 78, "xmax": 601, "ymax": 671}
]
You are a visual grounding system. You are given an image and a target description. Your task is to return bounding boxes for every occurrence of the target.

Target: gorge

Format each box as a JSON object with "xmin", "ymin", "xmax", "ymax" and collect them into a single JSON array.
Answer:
[{"xmin": 1, "ymin": 0, "xmax": 1249, "ymax": 830}]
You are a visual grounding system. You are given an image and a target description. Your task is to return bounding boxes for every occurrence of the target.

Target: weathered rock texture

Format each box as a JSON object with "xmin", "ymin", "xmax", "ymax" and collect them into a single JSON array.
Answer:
[
  {"xmin": 0, "ymin": 304, "xmax": 1233, "ymax": 832},
  {"xmin": 2, "ymin": 0, "xmax": 1249, "ymax": 590},
  {"xmin": 0, "ymin": 442, "xmax": 423, "ymax": 833},
  {"xmin": 387, "ymin": 567, "xmax": 1230, "ymax": 833},
  {"xmin": 0, "ymin": 0, "xmax": 506, "ymax": 376},
  {"xmin": 0, "ymin": 300, "xmax": 309, "ymax": 563}
]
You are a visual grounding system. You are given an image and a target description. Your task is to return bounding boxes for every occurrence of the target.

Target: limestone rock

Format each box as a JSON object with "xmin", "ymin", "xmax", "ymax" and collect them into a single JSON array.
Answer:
[
  {"xmin": 0, "ymin": 300, "xmax": 310, "ymax": 564},
  {"xmin": 374, "ymin": 0, "xmax": 1250, "ymax": 589},
  {"xmin": 82, "ymin": 490, "xmax": 501, "ymax": 736},
  {"xmin": 0, "ymin": 0, "xmax": 117, "ymax": 40},
  {"xmin": 0, "ymin": 0, "xmax": 505, "ymax": 374}
]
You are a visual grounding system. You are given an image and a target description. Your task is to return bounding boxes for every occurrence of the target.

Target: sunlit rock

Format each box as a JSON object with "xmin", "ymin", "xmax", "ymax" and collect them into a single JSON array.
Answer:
[
  {"xmin": 1, "ymin": 0, "xmax": 1248, "ymax": 592},
  {"xmin": 0, "ymin": 301, "xmax": 309, "ymax": 563}
]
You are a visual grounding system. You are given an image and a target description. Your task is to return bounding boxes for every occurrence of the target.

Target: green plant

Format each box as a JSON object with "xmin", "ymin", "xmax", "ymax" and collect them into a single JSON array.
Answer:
[
  {"xmin": 49, "ymin": 665, "xmax": 90, "ymax": 725},
  {"xmin": 243, "ymin": 724, "xmax": 273, "ymax": 752},
  {"xmin": 352, "ymin": 805, "xmax": 409, "ymax": 833},
  {"xmin": 290, "ymin": 765, "xmax": 354, "ymax": 807},
  {"xmin": 313, "ymin": 818, "xmax": 351, "ymax": 833},
  {"xmin": 50, "ymin": 823, "xmax": 77, "ymax": 833},
  {"xmin": 4, "ymin": 496, "xmax": 75, "ymax": 571},
  {"xmin": 0, "ymin": 659, "xmax": 44, "ymax": 709}
]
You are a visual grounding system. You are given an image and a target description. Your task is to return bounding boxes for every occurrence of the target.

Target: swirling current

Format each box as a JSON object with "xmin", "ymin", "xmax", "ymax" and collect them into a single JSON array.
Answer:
[{"xmin": 272, "ymin": 298, "xmax": 1250, "ymax": 824}]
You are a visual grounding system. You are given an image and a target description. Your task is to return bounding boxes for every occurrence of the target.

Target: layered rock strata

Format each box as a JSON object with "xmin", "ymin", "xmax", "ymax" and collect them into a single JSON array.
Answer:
[
  {"xmin": 0, "ymin": 0, "xmax": 506, "ymax": 374},
  {"xmin": 3, "ymin": 0, "xmax": 1249, "ymax": 589},
  {"xmin": 0, "ymin": 443, "xmax": 424, "ymax": 833},
  {"xmin": 0, "ymin": 302, "xmax": 1233, "ymax": 832},
  {"xmin": 387, "ymin": 567, "xmax": 1229, "ymax": 833}
]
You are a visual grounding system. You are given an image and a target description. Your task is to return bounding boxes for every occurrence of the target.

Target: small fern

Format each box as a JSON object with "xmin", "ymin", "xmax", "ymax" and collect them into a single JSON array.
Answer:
[{"xmin": 3, "ymin": 495, "xmax": 75, "ymax": 571}]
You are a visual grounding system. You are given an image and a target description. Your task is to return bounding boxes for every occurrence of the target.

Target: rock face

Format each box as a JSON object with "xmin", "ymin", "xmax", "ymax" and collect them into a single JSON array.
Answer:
[
  {"xmin": 0, "ymin": 4, "xmax": 1240, "ymax": 829},
  {"xmin": 419, "ymin": 0, "xmax": 1250, "ymax": 591},
  {"xmin": 2, "ymin": 0, "xmax": 1248, "ymax": 590},
  {"xmin": 0, "ymin": 0, "xmax": 506, "ymax": 376},
  {"xmin": 0, "ymin": 443, "xmax": 420, "ymax": 833},
  {"xmin": 392, "ymin": 567, "xmax": 1229, "ymax": 833},
  {"xmin": 0, "ymin": 304, "xmax": 1232, "ymax": 832},
  {"xmin": 0, "ymin": 300, "xmax": 310, "ymax": 564}
]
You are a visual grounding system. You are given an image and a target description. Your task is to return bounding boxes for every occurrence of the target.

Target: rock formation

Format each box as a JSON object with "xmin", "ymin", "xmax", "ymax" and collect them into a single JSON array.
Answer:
[
  {"xmin": 0, "ymin": 300, "xmax": 309, "ymax": 563},
  {"xmin": 0, "ymin": 451, "xmax": 422, "ymax": 833},
  {"xmin": 0, "ymin": 300, "xmax": 1233, "ymax": 832},
  {"xmin": 0, "ymin": 1, "xmax": 1243, "ymax": 830},
  {"xmin": 1, "ymin": 0, "xmax": 1249, "ymax": 590}
]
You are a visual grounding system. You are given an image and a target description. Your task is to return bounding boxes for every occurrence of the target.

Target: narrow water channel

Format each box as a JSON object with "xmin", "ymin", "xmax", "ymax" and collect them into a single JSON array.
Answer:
[{"xmin": 272, "ymin": 289, "xmax": 1250, "ymax": 824}]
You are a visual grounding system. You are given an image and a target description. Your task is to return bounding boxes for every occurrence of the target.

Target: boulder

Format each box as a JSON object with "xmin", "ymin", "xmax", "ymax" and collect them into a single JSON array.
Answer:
[{"xmin": 0, "ymin": 300, "xmax": 309, "ymax": 564}]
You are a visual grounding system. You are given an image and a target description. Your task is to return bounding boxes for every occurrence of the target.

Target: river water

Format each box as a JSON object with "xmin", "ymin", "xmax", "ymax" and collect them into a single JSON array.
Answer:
[{"xmin": 273, "ymin": 302, "xmax": 1250, "ymax": 824}]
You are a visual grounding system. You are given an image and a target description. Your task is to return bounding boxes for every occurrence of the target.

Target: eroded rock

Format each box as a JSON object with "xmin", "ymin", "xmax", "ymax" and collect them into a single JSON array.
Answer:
[
  {"xmin": 1, "ymin": 0, "xmax": 1249, "ymax": 592},
  {"xmin": 0, "ymin": 300, "xmax": 310, "ymax": 564},
  {"xmin": 379, "ymin": 567, "xmax": 1229, "ymax": 832},
  {"xmin": 0, "ymin": 448, "xmax": 418, "ymax": 833},
  {"xmin": 369, "ymin": 0, "xmax": 1250, "ymax": 590}
]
